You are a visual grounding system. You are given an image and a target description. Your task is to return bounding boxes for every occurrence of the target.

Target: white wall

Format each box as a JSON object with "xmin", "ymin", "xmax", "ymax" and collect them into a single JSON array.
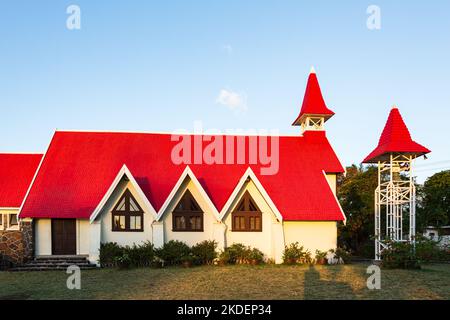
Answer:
[
  {"xmin": 325, "ymin": 174, "xmax": 337, "ymax": 195},
  {"xmin": 283, "ymin": 221, "xmax": 337, "ymax": 254},
  {"xmin": 35, "ymin": 218, "xmax": 52, "ymax": 256},
  {"xmin": 223, "ymin": 180, "xmax": 282, "ymax": 261},
  {"xmin": 160, "ymin": 178, "xmax": 224, "ymax": 247},
  {"xmin": 99, "ymin": 179, "xmax": 154, "ymax": 247},
  {"xmin": 76, "ymin": 219, "xmax": 90, "ymax": 255}
]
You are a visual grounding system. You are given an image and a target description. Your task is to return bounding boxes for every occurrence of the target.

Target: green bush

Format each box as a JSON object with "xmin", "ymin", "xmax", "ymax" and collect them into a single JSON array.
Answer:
[
  {"xmin": 99, "ymin": 242, "xmax": 124, "ymax": 267},
  {"xmin": 218, "ymin": 244, "xmax": 265, "ymax": 265},
  {"xmin": 114, "ymin": 253, "xmax": 132, "ymax": 269},
  {"xmin": 329, "ymin": 247, "xmax": 352, "ymax": 264},
  {"xmin": 282, "ymin": 242, "xmax": 312, "ymax": 264},
  {"xmin": 100, "ymin": 241, "xmax": 155, "ymax": 268},
  {"xmin": 380, "ymin": 241, "xmax": 420, "ymax": 269},
  {"xmin": 414, "ymin": 237, "xmax": 450, "ymax": 262},
  {"xmin": 315, "ymin": 250, "xmax": 328, "ymax": 264},
  {"xmin": 248, "ymin": 248, "xmax": 265, "ymax": 264},
  {"xmin": 220, "ymin": 243, "xmax": 249, "ymax": 264},
  {"xmin": 191, "ymin": 240, "xmax": 218, "ymax": 265},
  {"xmin": 155, "ymin": 240, "xmax": 191, "ymax": 265},
  {"xmin": 124, "ymin": 241, "xmax": 155, "ymax": 267}
]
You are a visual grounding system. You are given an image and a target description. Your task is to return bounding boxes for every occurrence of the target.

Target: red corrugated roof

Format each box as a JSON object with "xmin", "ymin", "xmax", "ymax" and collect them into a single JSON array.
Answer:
[
  {"xmin": 20, "ymin": 130, "xmax": 345, "ymax": 221},
  {"xmin": 363, "ymin": 107, "xmax": 430, "ymax": 163},
  {"xmin": 292, "ymin": 70, "xmax": 335, "ymax": 125},
  {"xmin": 0, "ymin": 154, "xmax": 43, "ymax": 208}
]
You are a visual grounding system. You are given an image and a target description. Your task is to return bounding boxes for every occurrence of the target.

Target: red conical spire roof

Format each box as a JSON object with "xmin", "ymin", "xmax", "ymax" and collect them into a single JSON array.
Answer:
[
  {"xmin": 363, "ymin": 107, "xmax": 430, "ymax": 163},
  {"xmin": 292, "ymin": 67, "xmax": 335, "ymax": 126}
]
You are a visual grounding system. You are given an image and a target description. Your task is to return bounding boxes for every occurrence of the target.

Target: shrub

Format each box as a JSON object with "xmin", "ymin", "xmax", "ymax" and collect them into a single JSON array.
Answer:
[
  {"xmin": 223, "ymin": 243, "xmax": 250, "ymax": 264},
  {"xmin": 218, "ymin": 244, "xmax": 264, "ymax": 265},
  {"xmin": 114, "ymin": 253, "xmax": 132, "ymax": 269},
  {"xmin": 380, "ymin": 241, "xmax": 420, "ymax": 269},
  {"xmin": 218, "ymin": 249, "xmax": 231, "ymax": 265},
  {"xmin": 283, "ymin": 242, "xmax": 311, "ymax": 264},
  {"xmin": 414, "ymin": 237, "xmax": 450, "ymax": 262},
  {"xmin": 99, "ymin": 242, "xmax": 124, "ymax": 267},
  {"xmin": 248, "ymin": 248, "xmax": 265, "ymax": 264},
  {"xmin": 155, "ymin": 240, "xmax": 191, "ymax": 265},
  {"xmin": 315, "ymin": 250, "xmax": 328, "ymax": 265},
  {"xmin": 124, "ymin": 241, "xmax": 155, "ymax": 267},
  {"xmin": 329, "ymin": 247, "xmax": 352, "ymax": 264},
  {"xmin": 191, "ymin": 240, "xmax": 218, "ymax": 265},
  {"xmin": 99, "ymin": 241, "xmax": 155, "ymax": 268}
]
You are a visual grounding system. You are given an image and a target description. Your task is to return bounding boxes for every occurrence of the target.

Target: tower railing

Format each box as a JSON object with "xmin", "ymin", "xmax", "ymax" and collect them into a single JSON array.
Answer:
[{"xmin": 374, "ymin": 154, "xmax": 416, "ymax": 260}]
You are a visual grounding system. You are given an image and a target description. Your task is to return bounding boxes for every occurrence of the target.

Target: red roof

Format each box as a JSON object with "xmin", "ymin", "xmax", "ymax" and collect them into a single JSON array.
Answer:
[
  {"xmin": 0, "ymin": 154, "xmax": 43, "ymax": 208},
  {"xmin": 292, "ymin": 69, "xmax": 335, "ymax": 125},
  {"xmin": 20, "ymin": 130, "xmax": 345, "ymax": 221},
  {"xmin": 363, "ymin": 107, "xmax": 430, "ymax": 163}
]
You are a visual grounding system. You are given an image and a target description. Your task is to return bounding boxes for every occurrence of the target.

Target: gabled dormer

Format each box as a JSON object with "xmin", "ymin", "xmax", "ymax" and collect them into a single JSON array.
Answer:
[{"xmin": 292, "ymin": 67, "xmax": 335, "ymax": 133}]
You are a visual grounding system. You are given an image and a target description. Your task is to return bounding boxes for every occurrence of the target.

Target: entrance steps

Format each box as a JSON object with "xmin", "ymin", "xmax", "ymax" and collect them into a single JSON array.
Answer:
[{"xmin": 10, "ymin": 255, "xmax": 98, "ymax": 271}]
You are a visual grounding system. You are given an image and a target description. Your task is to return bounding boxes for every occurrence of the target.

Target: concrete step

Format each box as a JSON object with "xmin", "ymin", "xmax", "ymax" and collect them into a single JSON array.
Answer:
[
  {"xmin": 10, "ymin": 256, "xmax": 98, "ymax": 271},
  {"xmin": 10, "ymin": 265, "xmax": 97, "ymax": 271}
]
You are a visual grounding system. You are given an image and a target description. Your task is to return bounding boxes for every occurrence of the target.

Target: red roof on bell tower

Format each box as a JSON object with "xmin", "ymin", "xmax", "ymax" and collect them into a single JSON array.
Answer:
[
  {"xmin": 292, "ymin": 67, "xmax": 335, "ymax": 126},
  {"xmin": 363, "ymin": 107, "xmax": 430, "ymax": 163}
]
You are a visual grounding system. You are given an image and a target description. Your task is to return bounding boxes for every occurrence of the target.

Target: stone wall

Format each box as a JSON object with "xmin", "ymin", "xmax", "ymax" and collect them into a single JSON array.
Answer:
[{"xmin": 0, "ymin": 221, "xmax": 34, "ymax": 265}]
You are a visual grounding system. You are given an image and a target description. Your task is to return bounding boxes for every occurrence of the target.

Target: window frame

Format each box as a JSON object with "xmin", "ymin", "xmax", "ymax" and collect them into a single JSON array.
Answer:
[
  {"xmin": 231, "ymin": 191, "xmax": 262, "ymax": 232},
  {"xmin": 111, "ymin": 189, "xmax": 144, "ymax": 232},
  {"xmin": 172, "ymin": 189, "xmax": 204, "ymax": 232}
]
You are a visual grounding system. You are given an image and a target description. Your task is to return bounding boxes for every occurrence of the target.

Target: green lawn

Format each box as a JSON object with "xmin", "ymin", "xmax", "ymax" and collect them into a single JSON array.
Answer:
[{"xmin": 0, "ymin": 263, "xmax": 449, "ymax": 300}]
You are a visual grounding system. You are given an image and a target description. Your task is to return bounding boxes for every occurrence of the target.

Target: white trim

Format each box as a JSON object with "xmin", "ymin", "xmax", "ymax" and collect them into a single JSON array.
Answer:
[
  {"xmin": 310, "ymin": 66, "xmax": 316, "ymax": 74},
  {"xmin": 89, "ymin": 164, "xmax": 158, "ymax": 223},
  {"xmin": 156, "ymin": 166, "xmax": 221, "ymax": 221},
  {"xmin": 219, "ymin": 167, "xmax": 284, "ymax": 222},
  {"xmin": 0, "ymin": 207, "xmax": 20, "ymax": 210},
  {"xmin": 18, "ymin": 131, "xmax": 55, "ymax": 219},
  {"xmin": 321, "ymin": 170, "xmax": 346, "ymax": 224}
]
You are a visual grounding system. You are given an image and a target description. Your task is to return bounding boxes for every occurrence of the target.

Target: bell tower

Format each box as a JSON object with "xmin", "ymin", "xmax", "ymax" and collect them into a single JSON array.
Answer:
[
  {"xmin": 292, "ymin": 67, "xmax": 335, "ymax": 133},
  {"xmin": 363, "ymin": 107, "xmax": 431, "ymax": 260}
]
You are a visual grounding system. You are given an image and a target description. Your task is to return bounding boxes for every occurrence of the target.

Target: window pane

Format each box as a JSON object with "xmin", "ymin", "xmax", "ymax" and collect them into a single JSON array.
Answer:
[
  {"xmin": 255, "ymin": 217, "xmax": 261, "ymax": 230},
  {"xmin": 10, "ymin": 214, "xmax": 18, "ymax": 226},
  {"xmin": 114, "ymin": 215, "xmax": 125, "ymax": 230},
  {"xmin": 130, "ymin": 216, "xmax": 142, "ymax": 230},
  {"xmin": 193, "ymin": 216, "xmax": 202, "ymax": 230},
  {"xmin": 250, "ymin": 217, "xmax": 255, "ymax": 230},
  {"xmin": 176, "ymin": 216, "xmax": 186, "ymax": 230},
  {"xmin": 130, "ymin": 198, "xmax": 140, "ymax": 212},
  {"xmin": 116, "ymin": 197, "xmax": 126, "ymax": 211},
  {"xmin": 0, "ymin": 214, "xmax": 3, "ymax": 226},
  {"xmin": 189, "ymin": 216, "xmax": 195, "ymax": 230},
  {"xmin": 135, "ymin": 216, "xmax": 141, "ymax": 230}
]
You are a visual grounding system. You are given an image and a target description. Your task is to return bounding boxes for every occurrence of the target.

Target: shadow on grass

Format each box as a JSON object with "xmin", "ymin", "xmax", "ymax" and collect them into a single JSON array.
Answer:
[{"xmin": 304, "ymin": 265, "xmax": 356, "ymax": 299}]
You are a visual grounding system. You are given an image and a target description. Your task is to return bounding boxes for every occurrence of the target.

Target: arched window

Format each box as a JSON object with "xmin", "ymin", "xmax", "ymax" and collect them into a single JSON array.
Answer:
[
  {"xmin": 232, "ymin": 191, "xmax": 262, "ymax": 232},
  {"xmin": 112, "ymin": 189, "xmax": 144, "ymax": 232},
  {"xmin": 172, "ymin": 189, "xmax": 203, "ymax": 232}
]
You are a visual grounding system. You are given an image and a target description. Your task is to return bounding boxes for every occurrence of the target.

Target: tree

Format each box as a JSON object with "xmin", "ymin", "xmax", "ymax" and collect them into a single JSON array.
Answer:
[
  {"xmin": 337, "ymin": 164, "xmax": 378, "ymax": 256},
  {"xmin": 417, "ymin": 170, "xmax": 450, "ymax": 230}
]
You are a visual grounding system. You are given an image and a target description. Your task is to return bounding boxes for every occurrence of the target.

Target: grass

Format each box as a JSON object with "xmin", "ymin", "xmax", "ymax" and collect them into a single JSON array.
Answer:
[{"xmin": 0, "ymin": 263, "xmax": 449, "ymax": 300}]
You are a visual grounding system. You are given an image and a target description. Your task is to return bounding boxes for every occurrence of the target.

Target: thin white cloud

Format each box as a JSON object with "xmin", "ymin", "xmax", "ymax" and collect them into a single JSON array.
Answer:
[
  {"xmin": 222, "ymin": 44, "xmax": 233, "ymax": 55},
  {"xmin": 216, "ymin": 89, "xmax": 247, "ymax": 114}
]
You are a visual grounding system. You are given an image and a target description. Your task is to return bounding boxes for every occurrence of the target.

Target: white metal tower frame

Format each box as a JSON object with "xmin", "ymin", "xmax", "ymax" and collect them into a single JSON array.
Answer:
[{"xmin": 374, "ymin": 154, "xmax": 416, "ymax": 260}]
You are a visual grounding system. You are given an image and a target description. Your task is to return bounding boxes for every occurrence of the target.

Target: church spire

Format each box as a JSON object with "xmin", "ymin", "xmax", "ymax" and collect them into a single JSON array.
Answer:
[{"xmin": 292, "ymin": 67, "xmax": 335, "ymax": 132}]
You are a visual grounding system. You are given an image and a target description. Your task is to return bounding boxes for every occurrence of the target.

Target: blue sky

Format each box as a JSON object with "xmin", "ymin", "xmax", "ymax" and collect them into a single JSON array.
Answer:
[{"xmin": 1, "ymin": 1, "xmax": 449, "ymax": 183}]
